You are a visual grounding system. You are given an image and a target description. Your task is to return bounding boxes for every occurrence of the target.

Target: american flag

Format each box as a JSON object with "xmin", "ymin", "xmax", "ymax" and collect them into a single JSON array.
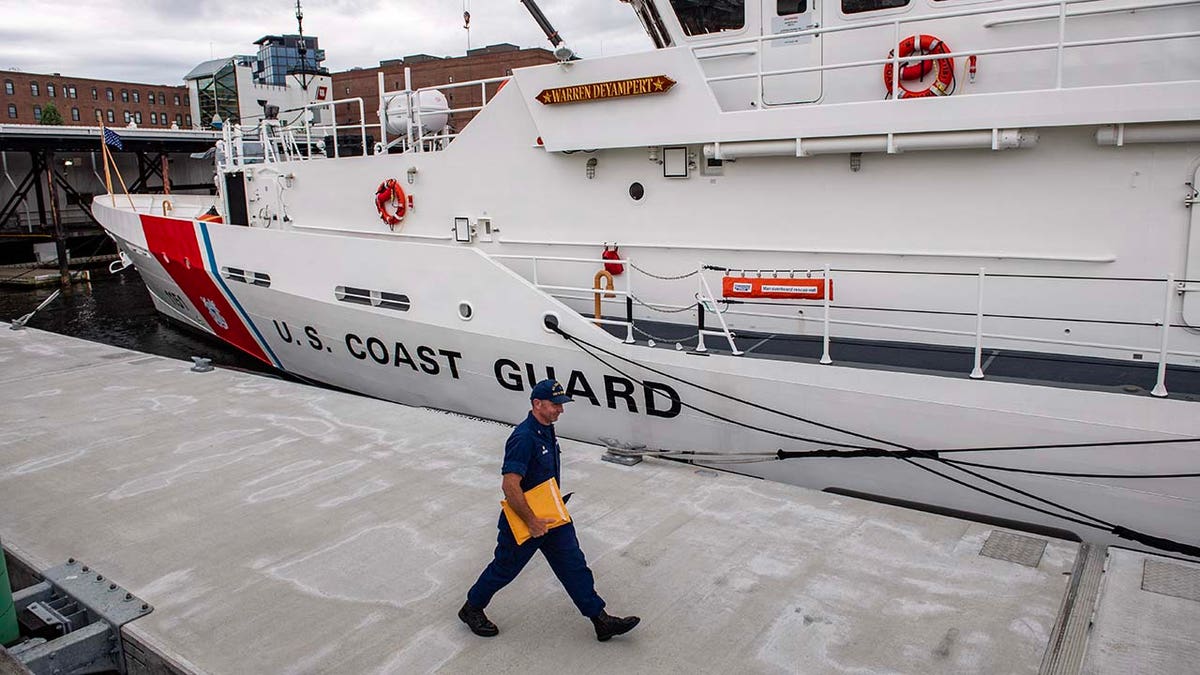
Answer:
[{"xmin": 103, "ymin": 127, "xmax": 124, "ymax": 151}]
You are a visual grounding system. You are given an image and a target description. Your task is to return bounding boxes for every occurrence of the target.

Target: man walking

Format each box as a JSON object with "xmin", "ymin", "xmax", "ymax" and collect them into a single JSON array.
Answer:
[{"xmin": 460, "ymin": 379, "xmax": 640, "ymax": 642}]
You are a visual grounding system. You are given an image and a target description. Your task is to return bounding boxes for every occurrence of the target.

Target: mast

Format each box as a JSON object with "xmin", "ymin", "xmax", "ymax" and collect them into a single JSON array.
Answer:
[{"xmin": 295, "ymin": 0, "xmax": 310, "ymax": 91}]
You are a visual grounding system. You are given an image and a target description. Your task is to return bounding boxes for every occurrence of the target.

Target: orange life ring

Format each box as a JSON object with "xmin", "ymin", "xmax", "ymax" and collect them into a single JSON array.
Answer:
[
  {"xmin": 375, "ymin": 178, "xmax": 407, "ymax": 228},
  {"xmin": 883, "ymin": 34, "xmax": 955, "ymax": 99}
]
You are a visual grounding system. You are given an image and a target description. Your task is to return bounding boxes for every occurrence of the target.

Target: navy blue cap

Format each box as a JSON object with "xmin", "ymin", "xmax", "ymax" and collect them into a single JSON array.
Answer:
[{"xmin": 530, "ymin": 379, "xmax": 573, "ymax": 404}]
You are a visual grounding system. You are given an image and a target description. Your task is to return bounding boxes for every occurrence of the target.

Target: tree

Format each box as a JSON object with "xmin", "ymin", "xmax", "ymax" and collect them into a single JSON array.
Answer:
[{"xmin": 39, "ymin": 102, "xmax": 64, "ymax": 125}]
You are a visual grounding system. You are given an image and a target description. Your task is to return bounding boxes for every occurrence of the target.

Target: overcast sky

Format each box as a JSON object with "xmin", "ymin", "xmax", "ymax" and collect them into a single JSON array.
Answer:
[{"xmin": 0, "ymin": 0, "xmax": 651, "ymax": 85}]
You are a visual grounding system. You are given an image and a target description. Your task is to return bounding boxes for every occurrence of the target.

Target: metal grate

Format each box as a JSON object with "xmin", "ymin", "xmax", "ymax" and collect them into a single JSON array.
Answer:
[
  {"xmin": 1141, "ymin": 559, "xmax": 1200, "ymax": 603},
  {"xmin": 979, "ymin": 531, "xmax": 1047, "ymax": 567}
]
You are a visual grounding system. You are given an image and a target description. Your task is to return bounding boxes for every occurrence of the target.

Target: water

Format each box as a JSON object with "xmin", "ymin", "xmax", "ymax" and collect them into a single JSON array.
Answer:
[{"xmin": 1, "ymin": 269, "xmax": 276, "ymax": 375}]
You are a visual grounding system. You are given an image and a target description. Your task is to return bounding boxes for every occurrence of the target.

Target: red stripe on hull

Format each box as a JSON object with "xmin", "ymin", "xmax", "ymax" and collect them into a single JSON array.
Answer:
[{"xmin": 139, "ymin": 214, "xmax": 271, "ymax": 364}]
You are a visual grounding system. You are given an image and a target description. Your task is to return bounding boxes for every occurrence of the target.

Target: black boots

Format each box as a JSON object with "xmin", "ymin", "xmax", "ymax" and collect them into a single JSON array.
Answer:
[
  {"xmin": 460, "ymin": 602, "xmax": 639, "ymax": 641},
  {"xmin": 592, "ymin": 610, "xmax": 640, "ymax": 642},
  {"xmin": 458, "ymin": 602, "xmax": 499, "ymax": 637}
]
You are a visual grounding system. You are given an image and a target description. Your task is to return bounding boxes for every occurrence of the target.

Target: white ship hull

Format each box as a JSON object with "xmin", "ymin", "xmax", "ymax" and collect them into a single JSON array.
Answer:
[
  {"xmin": 94, "ymin": 198, "xmax": 1200, "ymax": 555},
  {"xmin": 92, "ymin": 0, "xmax": 1200, "ymax": 556}
]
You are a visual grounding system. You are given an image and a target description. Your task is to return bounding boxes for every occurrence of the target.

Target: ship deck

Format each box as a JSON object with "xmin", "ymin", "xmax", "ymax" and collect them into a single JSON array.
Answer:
[
  {"xmin": 1, "ymin": 327, "xmax": 1198, "ymax": 673},
  {"xmin": 602, "ymin": 318, "xmax": 1200, "ymax": 401}
]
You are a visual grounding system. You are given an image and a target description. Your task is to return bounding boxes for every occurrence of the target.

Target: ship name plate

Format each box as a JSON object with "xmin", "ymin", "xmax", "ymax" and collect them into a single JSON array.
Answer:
[{"xmin": 535, "ymin": 75, "xmax": 676, "ymax": 105}]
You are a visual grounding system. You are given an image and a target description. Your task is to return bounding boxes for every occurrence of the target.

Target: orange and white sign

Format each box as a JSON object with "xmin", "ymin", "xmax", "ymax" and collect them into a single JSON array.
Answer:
[{"xmin": 722, "ymin": 276, "xmax": 832, "ymax": 300}]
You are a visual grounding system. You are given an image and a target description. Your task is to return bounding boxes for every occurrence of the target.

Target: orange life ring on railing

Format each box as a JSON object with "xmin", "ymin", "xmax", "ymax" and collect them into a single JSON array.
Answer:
[
  {"xmin": 883, "ymin": 34, "xmax": 956, "ymax": 99},
  {"xmin": 375, "ymin": 178, "xmax": 407, "ymax": 229}
]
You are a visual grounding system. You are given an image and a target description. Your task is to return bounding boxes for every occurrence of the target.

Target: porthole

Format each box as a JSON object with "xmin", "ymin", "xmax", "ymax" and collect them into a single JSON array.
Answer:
[
  {"xmin": 628, "ymin": 182, "xmax": 645, "ymax": 201},
  {"xmin": 458, "ymin": 301, "xmax": 474, "ymax": 321}
]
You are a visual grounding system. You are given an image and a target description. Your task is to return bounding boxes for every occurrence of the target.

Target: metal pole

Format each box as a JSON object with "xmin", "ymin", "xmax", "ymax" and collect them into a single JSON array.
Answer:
[
  {"xmin": 756, "ymin": 36, "xmax": 764, "ymax": 108},
  {"xmin": 624, "ymin": 296, "xmax": 634, "ymax": 344},
  {"xmin": 377, "ymin": 71, "xmax": 387, "ymax": 153},
  {"xmin": 31, "ymin": 151, "xmax": 47, "ymax": 232},
  {"xmin": 404, "ymin": 68, "xmax": 414, "ymax": 153},
  {"xmin": 625, "ymin": 263, "xmax": 635, "ymax": 343},
  {"xmin": 971, "ymin": 267, "xmax": 986, "ymax": 379},
  {"xmin": 891, "ymin": 20, "xmax": 901, "ymax": 101},
  {"xmin": 1151, "ymin": 274, "xmax": 1174, "ymax": 398},
  {"xmin": 45, "ymin": 153, "xmax": 69, "ymax": 288},
  {"xmin": 820, "ymin": 264, "xmax": 832, "ymax": 364},
  {"xmin": 1055, "ymin": 0, "xmax": 1067, "ymax": 88}
]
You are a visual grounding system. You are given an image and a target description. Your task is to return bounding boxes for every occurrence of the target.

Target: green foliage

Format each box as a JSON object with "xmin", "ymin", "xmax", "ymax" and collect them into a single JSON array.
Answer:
[{"xmin": 39, "ymin": 102, "xmax": 64, "ymax": 125}]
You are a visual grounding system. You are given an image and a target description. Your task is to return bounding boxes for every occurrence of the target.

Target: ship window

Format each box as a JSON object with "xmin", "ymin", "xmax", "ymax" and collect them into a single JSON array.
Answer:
[
  {"xmin": 778, "ymin": 0, "xmax": 807, "ymax": 13},
  {"xmin": 221, "ymin": 267, "xmax": 271, "ymax": 287},
  {"xmin": 669, "ymin": 0, "xmax": 745, "ymax": 36},
  {"xmin": 842, "ymin": 0, "xmax": 909, "ymax": 13},
  {"xmin": 335, "ymin": 286, "xmax": 410, "ymax": 311}
]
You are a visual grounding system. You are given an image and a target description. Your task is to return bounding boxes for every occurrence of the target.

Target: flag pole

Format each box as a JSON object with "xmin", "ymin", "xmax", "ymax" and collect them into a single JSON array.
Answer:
[
  {"xmin": 97, "ymin": 114, "xmax": 115, "ymax": 206},
  {"xmin": 109, "ymin": 151, "xmax": 138, "ymax": 211}
]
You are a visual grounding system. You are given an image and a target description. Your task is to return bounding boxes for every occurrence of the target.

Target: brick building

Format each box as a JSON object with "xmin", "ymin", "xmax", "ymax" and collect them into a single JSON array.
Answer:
[
  {"xmin": 331, "ymin": 44, "xmax": 556, "ymax": 133},
  {"xmin": 2, "ymin": 69, "xmax": 193, "ymax": 129}
]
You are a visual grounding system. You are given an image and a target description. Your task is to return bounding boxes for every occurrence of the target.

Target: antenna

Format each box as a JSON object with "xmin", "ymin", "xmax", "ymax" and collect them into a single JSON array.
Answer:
[
  {"xmin": 463, "ymin": 0, "xmax": 471, "ymax": 52},
  {"xmin": 295, "ymin": 0, "xmax": 310, "ymax": 91}
]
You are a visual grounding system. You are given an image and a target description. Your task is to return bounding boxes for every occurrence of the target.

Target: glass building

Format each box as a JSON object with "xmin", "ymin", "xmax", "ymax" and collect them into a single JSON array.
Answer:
[
  {"xmin": 185, "ymin": 56, "xmax": 255, "ymax": 128},
  {"xmin": 254, "ymin": 35, "xmax": 327, "ymax": 87}
]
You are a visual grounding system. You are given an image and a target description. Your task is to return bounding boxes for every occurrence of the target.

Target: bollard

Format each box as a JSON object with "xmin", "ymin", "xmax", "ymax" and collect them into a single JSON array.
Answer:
[
  {"xmin": 190, "ymin": 357, "xmax": 214, "ymax": 373},
  {"xmin": 0, "ymin": 537, "xmax": 18, "ymax": 646}
]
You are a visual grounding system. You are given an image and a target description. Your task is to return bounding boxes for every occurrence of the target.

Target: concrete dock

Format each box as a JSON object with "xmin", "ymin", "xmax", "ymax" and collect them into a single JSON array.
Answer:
[{"xmin": 1, "ymin": 326, "xmax": 1197, "ymax": 674}]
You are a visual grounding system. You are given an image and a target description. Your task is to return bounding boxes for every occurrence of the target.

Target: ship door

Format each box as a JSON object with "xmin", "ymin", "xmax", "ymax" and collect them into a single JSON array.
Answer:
[{"xmin": 761, "ymin": 0, "xmax": 823, "ymax": 105}]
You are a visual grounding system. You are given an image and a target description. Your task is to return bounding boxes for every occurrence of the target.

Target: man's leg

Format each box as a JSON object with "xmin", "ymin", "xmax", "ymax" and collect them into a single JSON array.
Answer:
[
  {"xmin": 540, "ymin": 522, "xmax": 606, "ymax": 618},
  {"xmin": 467, "ymin": 521, "xmax": 541, "ymax": 610}
]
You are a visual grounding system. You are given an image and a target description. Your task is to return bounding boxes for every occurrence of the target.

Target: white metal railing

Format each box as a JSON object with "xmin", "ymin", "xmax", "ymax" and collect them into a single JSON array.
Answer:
[
  {"xmin": 293, "ymin": 97, "xmax": 368, "ymax": 160},
  {"xmin": 498, "ymin": 252, "xmax": 1196, "ymax": 397},
  {"xmin": 377, "ymin": 67, "xmax": 511, "ymax": 154},
  {"xmin": 691, "ymin": 0, "xmax": 1200, "ymax": 106},
  {"xmin": 216, "ymin": 98, "xmax": 370, "ymax": 170},
  {"xmin": 491, "ymin": 253, "xmax": 747, "ymax": 352},
  {"xmin": 492, "ymin": 253, "xmax": 637, "ymax": 343}
]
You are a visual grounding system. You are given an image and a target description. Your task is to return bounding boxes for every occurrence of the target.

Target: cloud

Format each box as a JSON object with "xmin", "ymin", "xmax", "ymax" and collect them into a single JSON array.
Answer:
[{"xmin": 0, "ymin": 0, "xmax": 651, "ymax": 84}]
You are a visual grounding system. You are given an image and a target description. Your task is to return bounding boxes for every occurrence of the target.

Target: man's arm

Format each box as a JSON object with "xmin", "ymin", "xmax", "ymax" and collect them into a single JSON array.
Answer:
[{"xmin": 503, "ymin": 473, "xmax": 556, "ymax": 538}]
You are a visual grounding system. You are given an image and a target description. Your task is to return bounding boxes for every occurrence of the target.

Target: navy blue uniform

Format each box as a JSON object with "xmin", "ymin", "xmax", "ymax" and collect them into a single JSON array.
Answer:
[{"xmin": 466, "ymin": 412, "xmax": 606, "ymax": 618}]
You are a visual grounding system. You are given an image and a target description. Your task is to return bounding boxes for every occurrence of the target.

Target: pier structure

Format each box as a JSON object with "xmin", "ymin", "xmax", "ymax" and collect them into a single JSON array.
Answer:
[
  {"xmin": 0, "ymin": 125, "xmax": 218, "ymax": 285},
  {"xmin": 0, "ymin": 327, "xmax": 1197, "ymax": 673}
]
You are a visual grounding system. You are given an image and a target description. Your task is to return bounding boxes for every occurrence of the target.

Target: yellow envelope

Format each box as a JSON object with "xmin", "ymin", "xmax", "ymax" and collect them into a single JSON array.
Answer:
[{"xmin": 501, "ymin": 477, "xmax": 572, "ymax": 545}]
